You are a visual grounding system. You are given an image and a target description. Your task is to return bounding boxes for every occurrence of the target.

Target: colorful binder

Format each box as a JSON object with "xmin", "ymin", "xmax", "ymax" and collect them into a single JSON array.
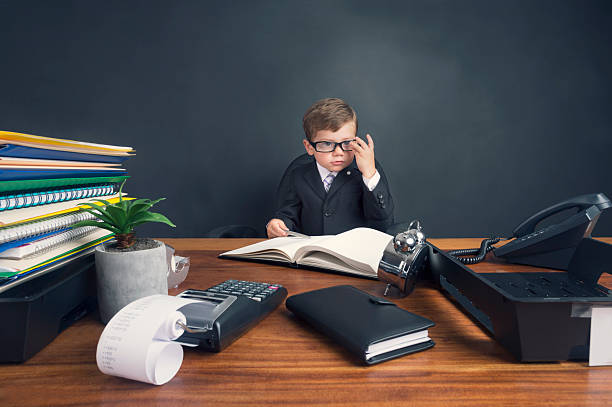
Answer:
[
  {"xmin": 0, "ymin": 131, "xmax": 134, "ymax": 155},
  {"xmin": 0, "ymin": 168, "xmax": 127, "ymax": 181},
  {"xmin": 0, "ymin": 176, "xmax": 129, "ymax": 193},
  {"xmin": 0, "ymin": 144, "xmax": 132, "ymax": 163}
]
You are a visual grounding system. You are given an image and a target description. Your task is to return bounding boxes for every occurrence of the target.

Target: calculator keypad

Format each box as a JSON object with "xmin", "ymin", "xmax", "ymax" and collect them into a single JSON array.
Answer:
[{"xmin": 205, "ymin": 280, "xmax": 282, "ymax": 302}]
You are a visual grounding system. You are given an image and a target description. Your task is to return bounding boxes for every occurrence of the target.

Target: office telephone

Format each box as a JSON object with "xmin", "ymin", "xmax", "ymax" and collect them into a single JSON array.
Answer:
[
  {"xmin": 376, "ymin": 193, "xmax": 612, "ymax": 362},
  {"xmin": 492, "ymin": 193, "xmax": 611, "ymax": 269},
  {"xmin": 379, "ymin": 193, "xmax": 612, "ymax": 296},
  {"xmin": 445, "ymin": 193, "xmax": 611, "ymax": 270}
]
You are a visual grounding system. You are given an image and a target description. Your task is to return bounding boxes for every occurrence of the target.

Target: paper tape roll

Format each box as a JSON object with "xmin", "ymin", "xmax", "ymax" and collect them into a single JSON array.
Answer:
[{"xmin": 96, "ymin": 294, "xmax": 200, "ymax": 385}]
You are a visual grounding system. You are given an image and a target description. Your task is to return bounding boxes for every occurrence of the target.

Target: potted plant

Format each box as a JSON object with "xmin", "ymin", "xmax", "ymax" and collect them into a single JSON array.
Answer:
[{"xmin": 73, "ymin": 181, "xmax": 176, "ymax": 323}]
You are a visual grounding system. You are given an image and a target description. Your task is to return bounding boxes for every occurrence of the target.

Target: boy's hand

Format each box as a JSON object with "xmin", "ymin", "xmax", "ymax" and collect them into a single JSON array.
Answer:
[
  {"xmin": 351, "ymin": 134, "xmax": 376, "ymax": 179},
  {"xmin": 266, "ymin": 218, "xmax": 289, "ymax": 238}
]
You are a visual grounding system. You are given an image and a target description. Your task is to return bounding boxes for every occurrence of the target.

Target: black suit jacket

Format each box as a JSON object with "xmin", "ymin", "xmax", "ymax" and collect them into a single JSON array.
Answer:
[{"xmin": 274, "ymin": 158, "xmax": 394, "ymax": 235}]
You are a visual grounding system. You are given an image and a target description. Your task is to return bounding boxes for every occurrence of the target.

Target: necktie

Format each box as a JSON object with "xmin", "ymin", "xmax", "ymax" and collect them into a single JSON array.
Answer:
[{"xmin": 323, "ymin": 173, "xmax": 335, "ymax": 192}]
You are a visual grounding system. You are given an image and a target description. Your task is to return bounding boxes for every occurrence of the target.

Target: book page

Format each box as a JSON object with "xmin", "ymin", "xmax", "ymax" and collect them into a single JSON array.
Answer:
[
  {"xmin": 220, "ymin": 235, "xmax": 330, "ymax": 263},
  {"xmin": 295, "ymin": 228, "xmax": 392, "ymax": 276},
  {"xmin": 297, "ymin": 251, "xmax": 374, "ymax": 277},
  {"xmin": 366, "ymin": 334, "xmax": 431, "ymax": 360}
]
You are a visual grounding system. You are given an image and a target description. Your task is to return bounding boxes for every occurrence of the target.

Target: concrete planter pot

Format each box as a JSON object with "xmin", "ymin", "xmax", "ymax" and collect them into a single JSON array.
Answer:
[{"xmin": 95, "ymin": 239, "xmax": 168, "ymax": 324}]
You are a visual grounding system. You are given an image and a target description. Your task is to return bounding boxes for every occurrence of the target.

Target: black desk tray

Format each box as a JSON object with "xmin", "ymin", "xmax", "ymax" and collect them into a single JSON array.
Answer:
[
  {"xmin": 0, "ymin": 254, "xmax": 97, "ymax": 363},
  {"xmin": 427, "ymin": 238, "xmax": 612, "ymax": 362}
]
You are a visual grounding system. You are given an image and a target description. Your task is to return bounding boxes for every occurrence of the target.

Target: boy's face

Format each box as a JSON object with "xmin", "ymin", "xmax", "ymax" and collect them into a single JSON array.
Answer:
[{"xmin": 302, "ymin": 121, "xmax": 356, "ymax": 173}]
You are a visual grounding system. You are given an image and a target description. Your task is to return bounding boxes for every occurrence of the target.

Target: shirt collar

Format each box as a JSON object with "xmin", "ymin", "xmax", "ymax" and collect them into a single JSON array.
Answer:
[{"xmin": 315, "ymin": 162, "xmax": 337, "ymax": 182}]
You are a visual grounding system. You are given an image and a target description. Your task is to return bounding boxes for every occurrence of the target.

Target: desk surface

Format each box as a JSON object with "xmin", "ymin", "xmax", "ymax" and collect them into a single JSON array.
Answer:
[{"xmin": 1, "ymin": 238, "xmax": 612, "ymax": 407}]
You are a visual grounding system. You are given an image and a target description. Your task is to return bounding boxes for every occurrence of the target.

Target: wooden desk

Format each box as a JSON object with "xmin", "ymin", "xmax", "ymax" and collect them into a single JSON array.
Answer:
[{"xmin": 1, "ymin": 238, "xmax": 611, "ymax": 407}]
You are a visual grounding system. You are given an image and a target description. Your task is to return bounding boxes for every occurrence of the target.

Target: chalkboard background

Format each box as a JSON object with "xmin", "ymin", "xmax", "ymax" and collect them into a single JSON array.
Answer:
[{"xmin": 1, "ymin": 0, "xmax": 611, "ymax": 238}]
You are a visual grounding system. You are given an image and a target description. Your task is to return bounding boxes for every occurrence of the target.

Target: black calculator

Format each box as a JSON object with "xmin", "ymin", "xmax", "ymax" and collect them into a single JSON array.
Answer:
[{"xmin": 175, "ymin": 280, "xmax": 287, "ymax": 352}]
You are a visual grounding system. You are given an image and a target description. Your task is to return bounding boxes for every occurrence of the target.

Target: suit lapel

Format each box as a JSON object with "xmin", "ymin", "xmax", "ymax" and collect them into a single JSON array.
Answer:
[
  {"xmin": 326, "ymin": 162, "xmax": 358, "ymax": 199},
  {"xmin": 303, "ymin": 161, "xmax": 327, "ymax": 201}
]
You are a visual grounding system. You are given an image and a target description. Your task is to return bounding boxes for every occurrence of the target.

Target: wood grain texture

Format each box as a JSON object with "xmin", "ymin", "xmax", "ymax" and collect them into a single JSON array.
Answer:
[{"xmin": 1, "ymin": 238, "xmax": 611, "ymax": 407}]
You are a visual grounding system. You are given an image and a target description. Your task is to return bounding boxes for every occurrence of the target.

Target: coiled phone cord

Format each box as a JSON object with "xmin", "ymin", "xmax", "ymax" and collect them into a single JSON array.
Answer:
[{"xmin": 447, "ymin": 237, "xmax": 504, "ymax": 265}]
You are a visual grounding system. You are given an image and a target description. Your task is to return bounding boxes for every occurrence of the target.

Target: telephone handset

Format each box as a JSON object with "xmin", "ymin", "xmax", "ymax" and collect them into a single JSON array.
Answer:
[
  {"xmin": 493, "ymin": 193, "xmax": 611, "ymax": 270},
  {"xmin": 511, "ymin": 193, "xmax": 611, "ymax": 237}
]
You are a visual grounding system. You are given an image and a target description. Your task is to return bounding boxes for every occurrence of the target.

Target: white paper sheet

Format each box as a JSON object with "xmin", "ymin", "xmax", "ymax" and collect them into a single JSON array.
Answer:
[
  {"xmin": 589, "ymin": 306, "xmax": 612, "ymax": 366},
  {"xmin": 96, "ymin": 294, "xmax": 200, "ymax": 385}
]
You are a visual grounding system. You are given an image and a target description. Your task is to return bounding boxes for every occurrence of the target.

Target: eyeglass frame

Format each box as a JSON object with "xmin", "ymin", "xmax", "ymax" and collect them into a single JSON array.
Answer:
[{"xmin": 308, "ymin": 139, "xmax": 356, "ymax": 152}]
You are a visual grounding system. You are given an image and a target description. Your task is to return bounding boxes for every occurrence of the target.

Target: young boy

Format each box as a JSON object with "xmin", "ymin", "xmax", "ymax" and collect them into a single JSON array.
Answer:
[{"xmin": 266, "ymin": 98, "xmax": 394, "ymax": 238}]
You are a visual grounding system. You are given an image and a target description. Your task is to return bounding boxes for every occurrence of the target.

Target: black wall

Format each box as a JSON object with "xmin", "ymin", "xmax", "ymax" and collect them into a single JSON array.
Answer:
[{"xmin": 1, "ymin": 0, "xmax": 611, "ymax": 238}]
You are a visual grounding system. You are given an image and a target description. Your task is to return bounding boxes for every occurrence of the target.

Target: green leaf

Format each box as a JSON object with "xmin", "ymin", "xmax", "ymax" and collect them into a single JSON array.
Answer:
[
  {"xmin": 128, "ymin": 197, "xmax": 166, "ymax": 219},
  {"xmin": 80, "ymin": 178, "xmax": 175, "ymax": 234},
  {"xmin": 104, "ymin": 204, "xmax": 128, "ymax": 229},
  {"xmin": 126, "ymin": 199, "xmax": 154, "ymax": 218},
  {"xmin": 127, "ymin": 210, "xmax": 156, "ymax": 227},
  {"xmin": 148, "ymin": 197, "xmax": 166, "ymax": 206},
  {"xmin": 129, "ymin": 212, "xmax": 176, "ymax": 228},
  {"xmin": 71, "ymin": 220, "xmax": 121, "ymax": 235},
  {"xmin": 118, "ymin": 179, "xmax": 127, "ymax": 202},
  {"xmin": 77, "ymin": 206, "xmax": 116, "ymax": 225}
]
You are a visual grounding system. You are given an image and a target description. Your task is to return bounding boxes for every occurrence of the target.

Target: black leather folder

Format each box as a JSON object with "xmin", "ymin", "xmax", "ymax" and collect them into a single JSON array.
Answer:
[{"xmin": 286, "ymin": 285, "xmax": 435, "ymax": 365}]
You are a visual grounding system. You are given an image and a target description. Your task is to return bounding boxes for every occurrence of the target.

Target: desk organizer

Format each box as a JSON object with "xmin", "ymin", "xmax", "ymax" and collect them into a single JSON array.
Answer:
[
  {"xmin": 427, "ymin": 238, "xmax": 612, "ymax": 362},
  {"xmin": 0, "ymin": 254, "xmax": 97, "ymax": 363}
]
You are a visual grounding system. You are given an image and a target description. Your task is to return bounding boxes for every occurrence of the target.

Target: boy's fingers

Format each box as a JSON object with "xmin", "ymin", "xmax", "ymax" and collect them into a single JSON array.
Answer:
[
  {"xmin": 267, "ymin": 219, "xmax": 288, "ymax": 237},
  {"xmin": 277, "ymin": 222, "xmax": 288, "ymax": 236},
  {"xmin": 351, "ymin": 139, "xmax": 365, "ymax": 152},
  {"xmin": 354, "ymin": 136, "xmax": 372, "ymax": 152}
]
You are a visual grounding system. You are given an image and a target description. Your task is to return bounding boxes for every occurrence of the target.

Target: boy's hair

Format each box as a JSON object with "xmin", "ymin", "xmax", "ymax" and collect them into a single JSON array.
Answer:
[{"xmin": 302, "ymin": 98, "xmax": 358, "ymax": 141}]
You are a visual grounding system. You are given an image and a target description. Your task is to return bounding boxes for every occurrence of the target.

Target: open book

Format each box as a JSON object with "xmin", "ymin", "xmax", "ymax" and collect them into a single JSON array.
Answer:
[{"xmin": 219, "ymin": 227, "xmax": 393, "ymax": 278}]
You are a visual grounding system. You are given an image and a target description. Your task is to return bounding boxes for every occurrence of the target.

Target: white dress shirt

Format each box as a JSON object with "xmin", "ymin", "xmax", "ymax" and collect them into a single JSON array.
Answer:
[{"xmin": 316, "ymin": 162, "xmax": 380, "ymax": 192}]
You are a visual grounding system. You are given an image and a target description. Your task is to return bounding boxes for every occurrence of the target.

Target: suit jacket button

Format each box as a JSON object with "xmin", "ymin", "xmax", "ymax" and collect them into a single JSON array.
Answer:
[
  {"xmin": 324, "ymin": 211, "xmax": 331, "ymax": 217},
  {"xmin": 377, "ymin": 193, "xmax": 384, "ymax": 199}
]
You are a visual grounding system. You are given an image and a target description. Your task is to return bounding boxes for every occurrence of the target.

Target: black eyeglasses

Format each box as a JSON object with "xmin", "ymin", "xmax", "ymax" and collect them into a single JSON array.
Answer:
[{"xmin": 309, "ymin": 139, "xmax": 355, "ymax": 152}]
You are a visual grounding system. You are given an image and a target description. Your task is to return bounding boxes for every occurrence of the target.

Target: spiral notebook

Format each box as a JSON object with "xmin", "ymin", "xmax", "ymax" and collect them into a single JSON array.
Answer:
[
  {"xmin": 0, "ymin": 193, "xmax": 123, "ymax": 227},
  {"xmin": 0, "ymin": 229, "xmax": 66, "ymax": 253},
  {"xmin": 0, "ymin": 184, "xmax": 117, "ymax": 212},
  {"xmin": 0, "ymin": 228, "xmax": 113, "ymax": 279},
  {"xmin": 0, "ymin": 211, "xmax": 95, "ymax": 244},
  {"xmin": 0, "ymin": 226, "xmax": 100, "ymax": 260}
]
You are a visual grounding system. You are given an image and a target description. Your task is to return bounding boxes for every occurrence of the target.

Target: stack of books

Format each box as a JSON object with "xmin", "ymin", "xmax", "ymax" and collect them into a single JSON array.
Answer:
[{"xmin": 0, "ymin": 131, "xmax": 135, "ymax": 291}]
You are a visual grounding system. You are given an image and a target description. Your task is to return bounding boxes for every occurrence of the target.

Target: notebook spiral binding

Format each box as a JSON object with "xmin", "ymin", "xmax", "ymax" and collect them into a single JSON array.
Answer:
[
  {"xmin": 17, "ymin": 226, "xmax": 101, "ymax": 259},
  {"xmin": 0, "ymin": 184, "xmax": 116, "ymax": 212},
  {"xmin": 0, "ymin": 212, "xmax": 97, "ymax": 244}
]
